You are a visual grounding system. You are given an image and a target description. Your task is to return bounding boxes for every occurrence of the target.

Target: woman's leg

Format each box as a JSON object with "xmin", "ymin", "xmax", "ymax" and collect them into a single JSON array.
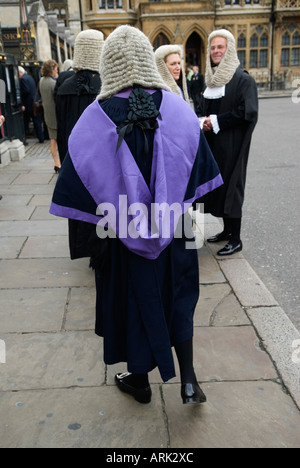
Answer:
[
  {"xmin": 175, "ymin": 338, "xmax": 207, "ymax": 404},
  {"xmin": 50, "ymin": 138, "xmax": 61, "ymax": 168},
  {"xmin": 175, "ymin": 338, "xmax": 197, "ymax": 385}
]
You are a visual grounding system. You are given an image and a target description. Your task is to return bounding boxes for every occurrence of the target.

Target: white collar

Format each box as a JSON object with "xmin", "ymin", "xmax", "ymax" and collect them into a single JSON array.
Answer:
[{"xmin": 203, "ymin": 86, "xmax": 226, "ymax": 99}]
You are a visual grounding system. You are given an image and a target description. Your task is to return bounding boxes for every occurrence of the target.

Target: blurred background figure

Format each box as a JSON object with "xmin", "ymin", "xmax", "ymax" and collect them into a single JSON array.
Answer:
[
  {"xmin": 190, "ymin": 66, "xmax": 205, "ymax": 116},
  {"xmin": 39, "ymin": 60, "xmax": 60, "ymax": 172},
  {"xmin": 54, "ymin": 59, "xmax": 74, "ymax": 100},
  {"xmin": 18, "ymin": 66, "xmax": 44, "ymax": 144}
]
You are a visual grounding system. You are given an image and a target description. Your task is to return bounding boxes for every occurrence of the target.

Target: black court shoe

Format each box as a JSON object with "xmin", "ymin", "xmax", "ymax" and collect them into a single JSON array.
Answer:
[
  {"xmin": 115, "ymin": 373, "xmax": 152, "ymax": 404},
  {"xmin": 181, "ymin": 383, "xmax": 207, "ymax": 405}
]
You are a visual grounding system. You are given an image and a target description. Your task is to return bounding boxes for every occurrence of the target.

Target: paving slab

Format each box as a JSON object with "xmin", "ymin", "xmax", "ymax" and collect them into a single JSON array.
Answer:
[
  {"xmin": 0, "ymin": 184, "xmax": 56, "ymax": 196},
  {"xmin": 0, "ymin": 288, "xmax": 68, "ymax": 333},
  {"xmin": 164, "ymin": 381, "xmax": 300, "ymax": 448},
  {"xmin": 0, "ymin": 386, "xmax": 167, "ymax": 449},
  {"xmin": 195, "ymin": 283, "xmax": 250, "ymax": 326},
  {"xmin": 12, "ymin": 172, "xmax": 54, "ymax": 186},
  {"xmin": 0, "ymin": 258, "xmax": 94, "ymax": 289},
  {"xmin": 193, "ymin": 326, "xmax": 277, "ymax": 382},
  {"xmin": 0, "ymin": 206, "xmax": 35, "ymax": 221},
  {"xmin": 0, "ymin": 172, "xmax": 19, "ymax": 185},
  {"xmin": 198, "ymin": 247, "xmax": 226, "ymax": 284},
  {"xmin": 0, "ymin": 220, "xmax": 67, "ymax": 237},
  {"xmin": 0, "ymin": 331, "xmax": 104, "ymax": 392},
  {"xmin": 0, "ymin": 195, "xmax": 32, "ymax": 206},
  {"xmin": 65, "ymin": 287, "xmax": 96, "ymax": 331},
  {"xmin": 30, "ymin": 206, "xmax": 55, "ymax": 221},
  {"xmin": 19, "ymin": 236, "xmax": 69, "ymax": 258},
  {"xmin": 29, "ymin": 194, "xmax": 53, "ymax": 206},
  {"xmin": 0, "ymin": 236, "xmax": 27, "ymax": 259}
]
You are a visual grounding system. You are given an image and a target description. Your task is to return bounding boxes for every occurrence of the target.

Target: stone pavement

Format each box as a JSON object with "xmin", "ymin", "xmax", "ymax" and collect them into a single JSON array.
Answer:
[{"xmin": 0, "ymin": 140, "xmax": 300, "ymax": 449}]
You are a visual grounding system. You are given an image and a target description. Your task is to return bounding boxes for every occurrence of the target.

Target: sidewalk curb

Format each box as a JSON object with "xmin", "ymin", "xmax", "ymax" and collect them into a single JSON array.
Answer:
[{"xmin": 202, "ymin": 217, "xmax": 300, "ymax": 410}]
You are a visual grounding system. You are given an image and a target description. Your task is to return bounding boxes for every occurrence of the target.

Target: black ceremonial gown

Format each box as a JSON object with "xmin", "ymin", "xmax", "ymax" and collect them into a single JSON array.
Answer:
[
  {"xmin": 56, "ymin": 70, "xmax": 101, "ymax": 163},
  {"xmin": 199, "ymin": 67, "xmax": 258, "ymax": 218},
  {"xmin": 50, "ymin": 89, "xmax": 222, "ymax": 381}
]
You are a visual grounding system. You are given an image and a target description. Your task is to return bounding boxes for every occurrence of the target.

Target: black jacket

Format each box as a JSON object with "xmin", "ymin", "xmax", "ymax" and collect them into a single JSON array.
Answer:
[{"xmin": 20, "ymin": 73, "xmax": 37, "ymax": 112}]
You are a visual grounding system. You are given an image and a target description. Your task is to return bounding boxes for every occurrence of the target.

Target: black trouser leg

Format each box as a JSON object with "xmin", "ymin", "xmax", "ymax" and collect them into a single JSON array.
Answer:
[
  {"xmin": 223, "ymin": 217, "xmax": 242, "ymax": 243},
  {"xmin": 175, "ymin": 338, "xmax": 197, "ymax": 385},
  {"xmin": 229, "ymin": 218, "xmax": 242, "ymax": 244}
]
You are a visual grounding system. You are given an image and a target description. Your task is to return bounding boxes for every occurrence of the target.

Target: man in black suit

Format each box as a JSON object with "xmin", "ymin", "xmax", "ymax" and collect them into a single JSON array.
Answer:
[
  {"xmin": 18, "ymin": 67, "xmax": 44, "ymax": 143},
  {"xmin": 190, "ymin": 66, "xmax": 205, "ymax": 116}
]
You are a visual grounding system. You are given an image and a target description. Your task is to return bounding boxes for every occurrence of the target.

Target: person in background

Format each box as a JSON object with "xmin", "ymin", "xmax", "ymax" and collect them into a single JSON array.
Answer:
[
  {"xmin": 155, "ymin": 45, "xmax": 190, "ymax": 102},
  {"xmin": 18, "ymin": 66, "xmax": 44, "ymax": 143},
  {"xmin": 39, "ymin": 60, "xmax": 60, "ymax": 173},
  {"xmin": 56, "ymin": 30, "xmax": 103, "ymax": 164},
  {"xmin": 186, "ymin": 65, "xmax": 194, "ymax": 98},
  {"xmin": 55, "ymin": 30, "xmax": 104, "ymax": 267},
  {"xmin": 190, "ymin": 65, "xmax": 205, "ymax": 115},
  {"xmin": 54, "ymin": 59, "xmax": 74, "ymax": 101},
  {"xmin": 199, "ymin": 29, "xmax": 258, "ymax": 256},
  {"xmin": 50, "ymin": 26, "xmax": 223, "ymax": 406}
]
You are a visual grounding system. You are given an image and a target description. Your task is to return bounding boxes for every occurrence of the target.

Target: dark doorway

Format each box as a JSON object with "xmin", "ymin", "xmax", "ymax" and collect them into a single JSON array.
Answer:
[{"xmin": 186, "ymin": 32, "xmax": 202, "ymax": 69}]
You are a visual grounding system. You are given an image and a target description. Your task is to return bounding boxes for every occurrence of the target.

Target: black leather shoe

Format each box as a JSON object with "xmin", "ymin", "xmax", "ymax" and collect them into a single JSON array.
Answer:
[
  {"xmin": 181, "ymin": 383, "xmax": 207, "ymax": 405},
  {"xmin": 217, "ymin": 241, "xmax": 243, "ymax": 256},
  {"xmin": 207, "ymin": 232, "xmax": 231, "ymax": 243},
  {"xmin": 115, "ymin": 373, "xmax": 152, "ymax": 404}
]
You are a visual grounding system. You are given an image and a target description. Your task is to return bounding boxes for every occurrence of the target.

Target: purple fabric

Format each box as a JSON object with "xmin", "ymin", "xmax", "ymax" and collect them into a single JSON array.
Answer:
[
  {"xmin": 52, "ymin": 89, "xmax": 222, "ymax": 259},
  {"xmin": 50, "ymin": 202, "xmax": 100, "ymax": 225}
]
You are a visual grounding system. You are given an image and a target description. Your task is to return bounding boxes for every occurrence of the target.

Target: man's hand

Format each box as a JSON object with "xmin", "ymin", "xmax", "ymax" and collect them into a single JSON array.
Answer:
[{"xmin": 203, "ymin": 117, "xmax": 212, "ymax": 132}]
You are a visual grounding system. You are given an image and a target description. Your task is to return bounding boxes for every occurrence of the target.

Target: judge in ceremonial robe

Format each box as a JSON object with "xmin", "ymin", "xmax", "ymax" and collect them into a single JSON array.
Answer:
[
  {"xmin": 56, "ymin": 30, "xmax": 104, "ymax": 164},
  {"xmin": 50, "ymin": 26, "xmax": 223, "ymax": 405},
  {"xmin": 199, "ymin": 29, "xmax": 258, "ymax": 256}
]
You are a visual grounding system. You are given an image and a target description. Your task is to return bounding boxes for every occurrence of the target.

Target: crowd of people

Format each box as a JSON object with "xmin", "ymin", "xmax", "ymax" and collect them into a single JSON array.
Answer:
[{"xmin": 1, "ymin": 26, "xmax": 258, "ymax": 406}]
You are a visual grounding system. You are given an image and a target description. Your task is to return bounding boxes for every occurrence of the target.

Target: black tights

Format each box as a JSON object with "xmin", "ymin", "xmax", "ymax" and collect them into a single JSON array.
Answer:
[
  {"xmin": 124, "ymin": 338, "xmax": 197, "ymax": 387},
  {"xmin": 175, "ymin": 338, "xmax": 197, "ymax": 385},
  {"xmin": 223, "ymin": 217, "xmax": 242, "ymax": 243}
]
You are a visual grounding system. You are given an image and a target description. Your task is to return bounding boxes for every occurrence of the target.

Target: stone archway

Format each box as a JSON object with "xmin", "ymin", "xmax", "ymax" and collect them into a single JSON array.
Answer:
[{"xmin": 186, "ymin": 31, "xmax": 203, "ymax": 70}]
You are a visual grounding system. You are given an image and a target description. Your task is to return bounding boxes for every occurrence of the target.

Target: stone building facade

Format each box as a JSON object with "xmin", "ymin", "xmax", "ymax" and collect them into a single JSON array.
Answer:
[
  {"xmin": 0, "ymin": 1, "xmax": 299, "ymax": 84},
  {"xmin": 0, "ymin": 0, "xmax": 76, "ymax": 65},
  {"xmin": 81, "ymin": 0, "xmax": 300, "ymax": 86}
]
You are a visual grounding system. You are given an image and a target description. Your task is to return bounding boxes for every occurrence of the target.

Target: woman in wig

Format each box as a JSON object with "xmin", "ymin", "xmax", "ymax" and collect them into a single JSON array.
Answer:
[
  {"xmin": 155, "ymin": 44, "xmax": 190, "ymax": 102},
  {"xmin": 50, "ymin": 26, "xmax": 222, "ymax": 405}
]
